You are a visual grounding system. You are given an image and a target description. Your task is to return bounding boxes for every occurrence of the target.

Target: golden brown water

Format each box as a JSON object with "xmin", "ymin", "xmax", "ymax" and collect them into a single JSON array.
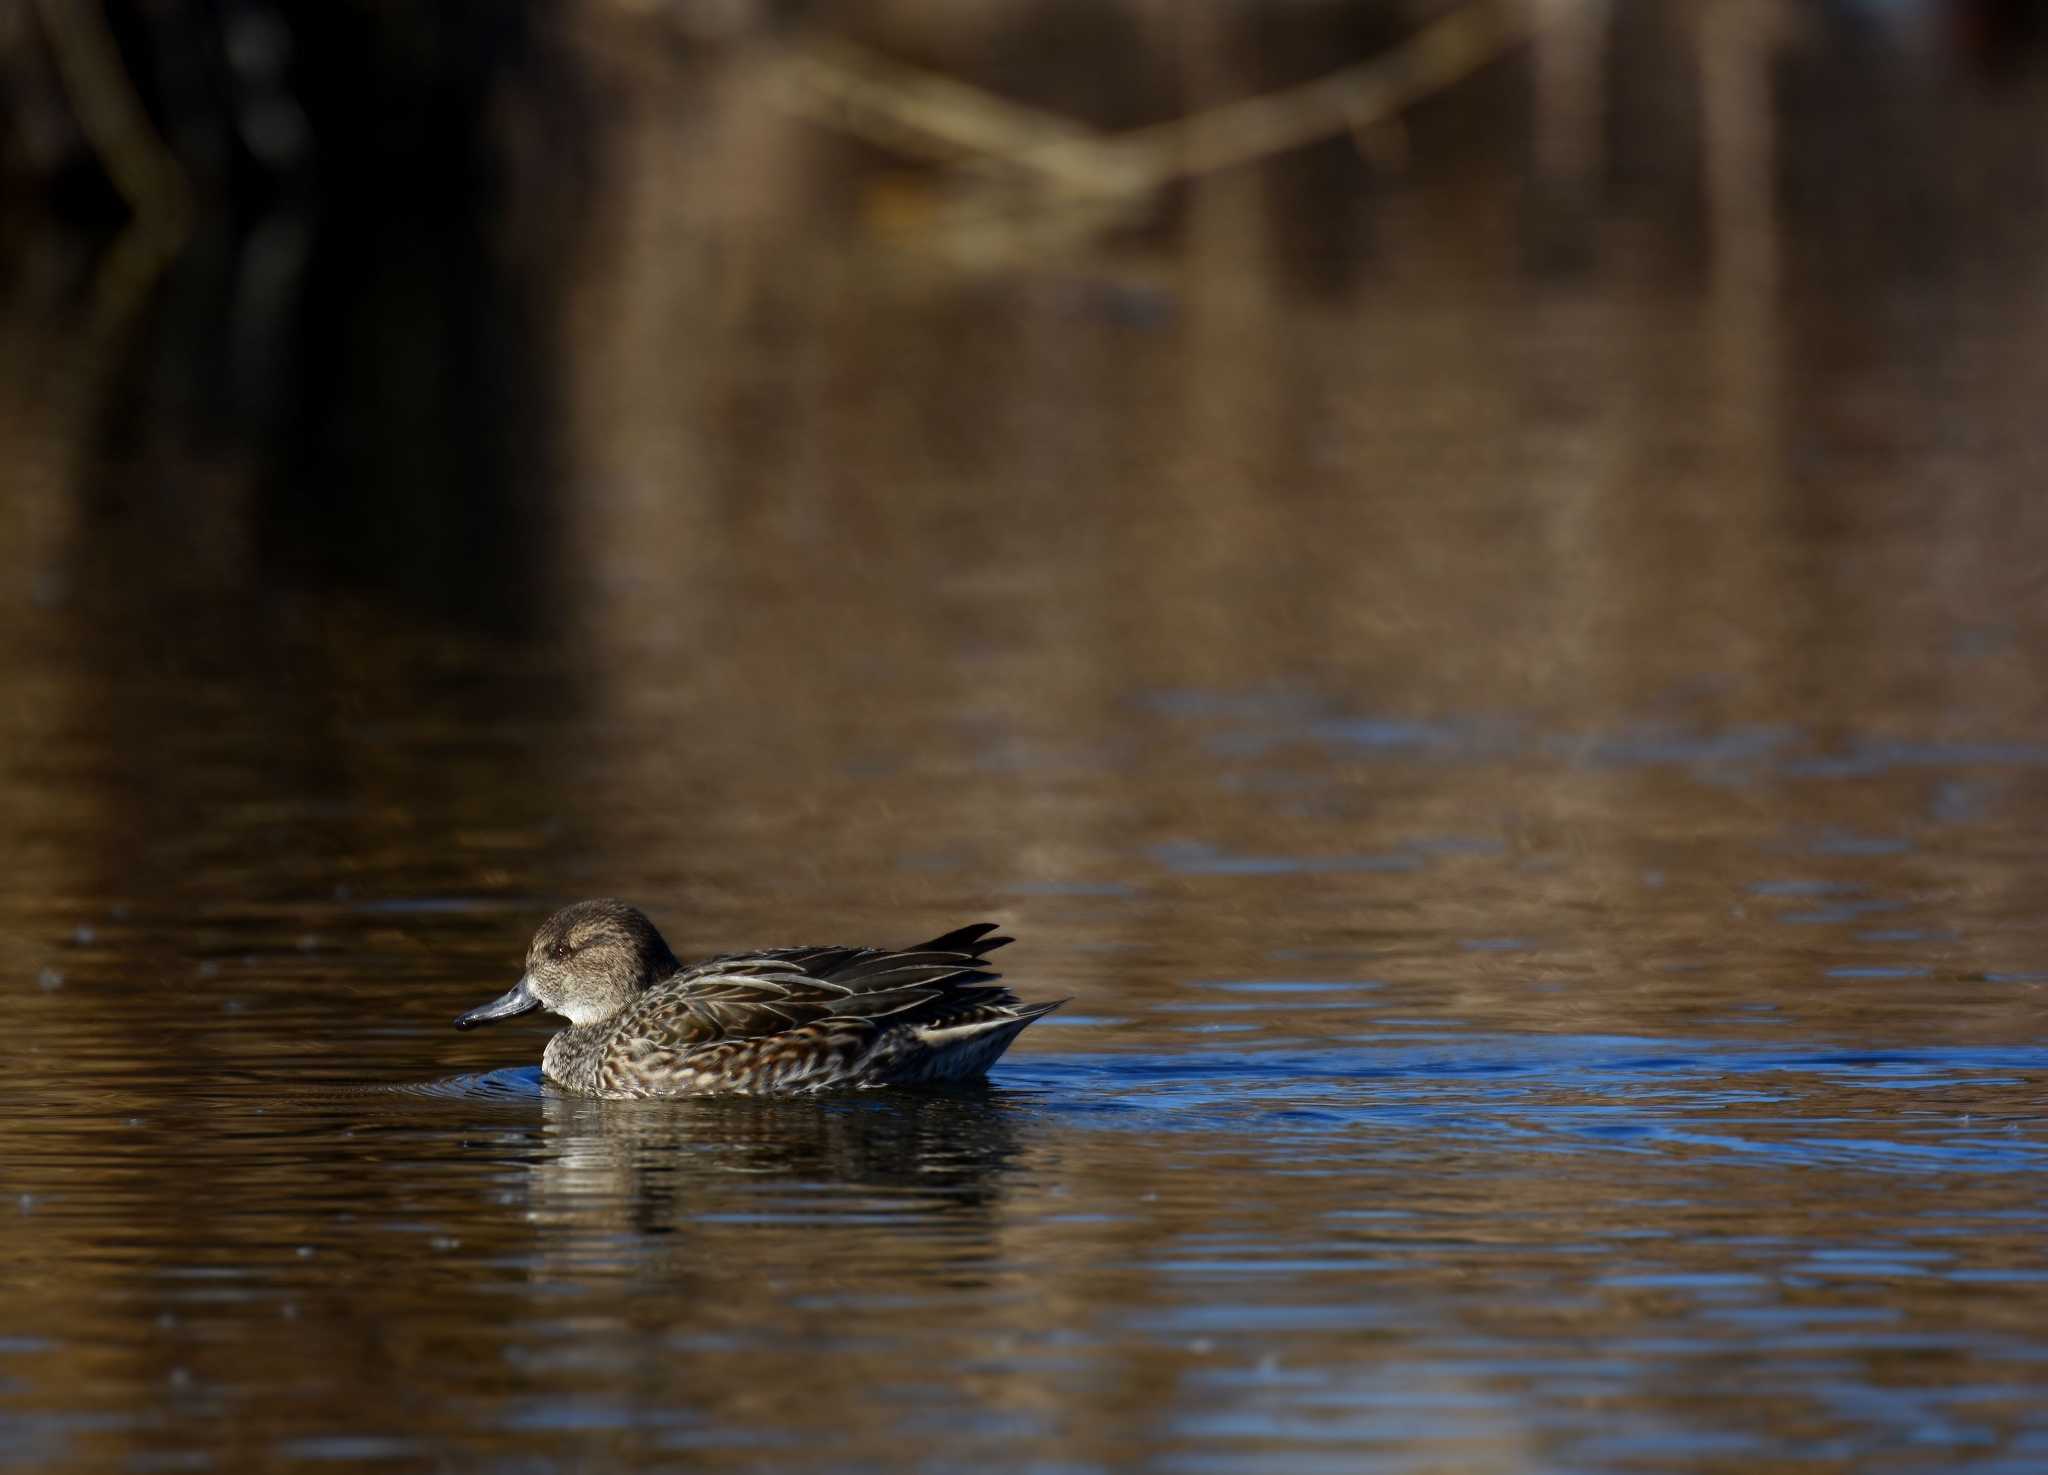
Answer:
[{"xmin": 4, "ymin": 8, "xmax": 2048, "ymax": 1472}]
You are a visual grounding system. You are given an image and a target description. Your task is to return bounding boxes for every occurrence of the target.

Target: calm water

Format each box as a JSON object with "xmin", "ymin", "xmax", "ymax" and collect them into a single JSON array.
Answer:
[{"xmin": 5, "ymin": 8, "xmax": 2048, "ymax": 1473}]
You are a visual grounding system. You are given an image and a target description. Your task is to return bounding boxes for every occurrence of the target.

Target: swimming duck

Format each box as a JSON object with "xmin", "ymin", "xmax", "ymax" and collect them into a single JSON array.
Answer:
[{"xmin": 454, "ymin": 899, "xmax": 1060, "ymax": 1097}]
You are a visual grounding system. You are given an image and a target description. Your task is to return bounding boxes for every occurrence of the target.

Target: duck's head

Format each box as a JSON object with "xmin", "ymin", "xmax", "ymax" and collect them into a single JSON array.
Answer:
[{"xmin": 454, "ymin": 898, "xmax": 680, "ymax": 1031}]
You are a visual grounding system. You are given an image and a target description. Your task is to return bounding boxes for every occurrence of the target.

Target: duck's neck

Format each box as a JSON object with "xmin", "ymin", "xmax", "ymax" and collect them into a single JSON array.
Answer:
[{"xmin": 542, "ymin": 1023, "xmax": 612, "ymax": 1093}]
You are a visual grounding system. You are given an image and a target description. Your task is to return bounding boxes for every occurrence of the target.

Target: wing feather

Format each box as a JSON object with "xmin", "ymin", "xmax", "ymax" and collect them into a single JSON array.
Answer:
[{"xmin": 613, "ymin": 922, "xmax": 1016, "ymax": 1049}]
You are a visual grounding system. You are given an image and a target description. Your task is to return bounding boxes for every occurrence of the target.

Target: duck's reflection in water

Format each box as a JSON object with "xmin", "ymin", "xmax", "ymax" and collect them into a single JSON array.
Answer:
[{"xmin": 525, "ymin": 1086, "xmax": 1041, "ymax": 1285}]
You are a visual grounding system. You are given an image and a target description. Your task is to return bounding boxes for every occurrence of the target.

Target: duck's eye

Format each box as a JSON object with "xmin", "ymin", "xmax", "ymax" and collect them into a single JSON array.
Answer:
[{"xmin": 548, "ymin": 939, "xmax": 573, "ymax": 962}]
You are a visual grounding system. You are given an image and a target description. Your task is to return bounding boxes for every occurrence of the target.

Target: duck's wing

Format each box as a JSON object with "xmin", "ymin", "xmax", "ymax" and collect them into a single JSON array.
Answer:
[{"xmin": 628, "ymin": 922, "xmax": 1018, "ymax": 1046}]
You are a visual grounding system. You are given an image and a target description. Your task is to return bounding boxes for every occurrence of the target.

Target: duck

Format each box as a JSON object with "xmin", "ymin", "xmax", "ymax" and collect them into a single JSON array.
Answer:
[{"xmin": 453, "ymin": 899, "xmax": 1061, "ymax": 1098}]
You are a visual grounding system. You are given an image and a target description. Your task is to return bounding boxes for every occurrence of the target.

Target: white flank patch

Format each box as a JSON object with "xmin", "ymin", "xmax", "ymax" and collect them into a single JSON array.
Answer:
[{"xmin": 912, "ymin": 1015, "xmax": 1023, "ymax": 1047}]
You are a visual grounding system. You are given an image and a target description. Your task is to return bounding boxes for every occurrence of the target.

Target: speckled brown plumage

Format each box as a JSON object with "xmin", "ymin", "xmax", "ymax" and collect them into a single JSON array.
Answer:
[{"xmin": 454, "ymin": 900, "xmax": 1061, "ymax": 1099}]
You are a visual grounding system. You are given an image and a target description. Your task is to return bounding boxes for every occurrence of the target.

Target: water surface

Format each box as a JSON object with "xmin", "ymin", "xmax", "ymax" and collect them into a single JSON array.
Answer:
[{"xmin": 4, "ymin": 8, "xmax": 2048, "ymax": 1473}]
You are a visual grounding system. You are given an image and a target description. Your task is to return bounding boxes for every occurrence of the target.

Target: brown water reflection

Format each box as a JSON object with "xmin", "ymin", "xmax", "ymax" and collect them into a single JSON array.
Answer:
[{"xmin": 5, "ymin": 4, "xmax": 2048, "ymax": 1473}]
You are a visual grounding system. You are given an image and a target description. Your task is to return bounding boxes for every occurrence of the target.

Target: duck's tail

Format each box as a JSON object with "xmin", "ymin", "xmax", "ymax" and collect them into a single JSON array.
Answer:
[{"xmin": 904, "ymin": 998, "xmax": 1065, "ymax": 1083}]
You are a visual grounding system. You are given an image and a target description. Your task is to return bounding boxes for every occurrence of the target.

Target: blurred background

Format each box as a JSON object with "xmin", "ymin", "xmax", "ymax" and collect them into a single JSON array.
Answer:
[
  {"xmin": 7, "ymin": 0, "xmax": 2048, "ymax": 945},
  {"xmin": 6, "ymin": 3, "xmax": 2048, "ymax": 1473}
]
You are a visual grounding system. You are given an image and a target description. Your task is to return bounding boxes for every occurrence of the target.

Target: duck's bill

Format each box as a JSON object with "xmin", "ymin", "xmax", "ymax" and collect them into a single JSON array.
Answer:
[{"xmin": 454, "ymin": 974, "xmax": 542, "ymax": 1030}]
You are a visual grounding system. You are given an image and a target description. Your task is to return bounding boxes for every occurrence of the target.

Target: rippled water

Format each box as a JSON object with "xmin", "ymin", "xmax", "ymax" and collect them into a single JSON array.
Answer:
[{"xmin": 7, "ymin": 9, "xmax": 2048, "ymax": 1473}]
